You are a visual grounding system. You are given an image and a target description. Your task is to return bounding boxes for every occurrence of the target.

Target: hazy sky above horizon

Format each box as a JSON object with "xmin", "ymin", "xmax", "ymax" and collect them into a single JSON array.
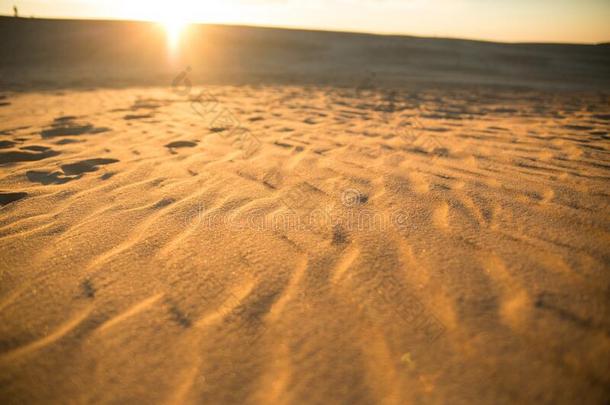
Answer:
[{"xmin": 1, "ymin": 0, "xmax": 609, "ymax": 43}]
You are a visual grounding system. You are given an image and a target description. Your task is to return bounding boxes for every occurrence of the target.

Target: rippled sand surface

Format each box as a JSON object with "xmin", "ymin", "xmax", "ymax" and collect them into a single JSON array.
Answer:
[{"xmin": 0, "ymin": 85, "xmax": 609, "ymax": 403}]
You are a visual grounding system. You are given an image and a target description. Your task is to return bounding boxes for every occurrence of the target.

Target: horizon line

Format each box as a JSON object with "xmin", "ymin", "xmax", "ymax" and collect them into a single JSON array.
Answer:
[{"xmin": 1, "ymin": 14, "xmax": 608, "ymax": 47}]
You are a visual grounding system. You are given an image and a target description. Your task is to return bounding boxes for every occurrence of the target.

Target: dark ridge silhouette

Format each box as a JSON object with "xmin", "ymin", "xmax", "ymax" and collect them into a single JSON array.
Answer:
[{"xmin": 0, "ymin": 16, "xmax": 608, "ymax": 91}]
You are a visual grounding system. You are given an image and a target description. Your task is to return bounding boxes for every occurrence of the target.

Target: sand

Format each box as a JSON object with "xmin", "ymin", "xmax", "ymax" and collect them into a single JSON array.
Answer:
[{"xmin": 1, "ymin": 17, "xmax": 610, "ymax": 405}]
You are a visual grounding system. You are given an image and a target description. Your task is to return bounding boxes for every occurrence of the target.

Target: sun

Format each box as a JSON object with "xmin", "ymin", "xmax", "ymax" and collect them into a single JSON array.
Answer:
[
  {"xmin": 128, "ymin": 0, "xmax": 192, "ymax": 53},
  {"xmin": 162, "ymin": 18, "xmax": 188, "ymax": 51}
]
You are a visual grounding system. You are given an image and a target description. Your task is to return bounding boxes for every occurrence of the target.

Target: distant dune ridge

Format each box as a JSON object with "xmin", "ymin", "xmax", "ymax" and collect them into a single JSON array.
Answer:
[
  {"xmin": 0, "ymin": 16, "xmax": 610, "ymax": 405},
  {"xmin": 1, "ymin": 16, "xmax": 610, "ymax": 90}
]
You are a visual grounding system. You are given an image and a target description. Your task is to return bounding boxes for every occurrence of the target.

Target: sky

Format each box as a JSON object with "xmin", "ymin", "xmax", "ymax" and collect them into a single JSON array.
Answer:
[{"xmin": 1, "ymin": 0, "xmax": 609, "ymax": 44}]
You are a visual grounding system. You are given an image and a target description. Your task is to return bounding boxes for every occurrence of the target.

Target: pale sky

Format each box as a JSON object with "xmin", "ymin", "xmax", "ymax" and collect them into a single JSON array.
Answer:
[{"xmin": 1, "ymin": 0, "xmax": 609, "ymax": 44}]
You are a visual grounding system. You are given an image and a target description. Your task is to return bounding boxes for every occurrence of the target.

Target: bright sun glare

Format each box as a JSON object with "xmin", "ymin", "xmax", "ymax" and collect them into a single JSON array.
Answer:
[
  {"xmin": 160, "ymin": 15, "xmax": 189, "ymax": 53},
  {"xmin": 144, "ymin": 1, "xmax": 239, "ymax": 54},
  {"xmin": 153, "ymin": 2, "xmax": 193, "ymax": 55}
]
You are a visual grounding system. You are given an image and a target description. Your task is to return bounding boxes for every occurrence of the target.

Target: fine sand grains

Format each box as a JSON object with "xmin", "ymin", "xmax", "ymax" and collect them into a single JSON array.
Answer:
[{"xmin": 0, "ymin": 87, "xmax": 609, "ymax": 404}]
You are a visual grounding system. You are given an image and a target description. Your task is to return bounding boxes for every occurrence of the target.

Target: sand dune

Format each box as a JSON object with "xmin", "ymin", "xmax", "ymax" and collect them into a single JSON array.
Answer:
[
  {"xmin": 1, "ymin": 16, "xmax": 610, "ymax": 405},
  {"xmin": 1, "ymin": 84, "xmax": 608, "ymax": 403},
  {"xmin": 1, "ymin": 17, "xmax": 610, "ymax": 91}
]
